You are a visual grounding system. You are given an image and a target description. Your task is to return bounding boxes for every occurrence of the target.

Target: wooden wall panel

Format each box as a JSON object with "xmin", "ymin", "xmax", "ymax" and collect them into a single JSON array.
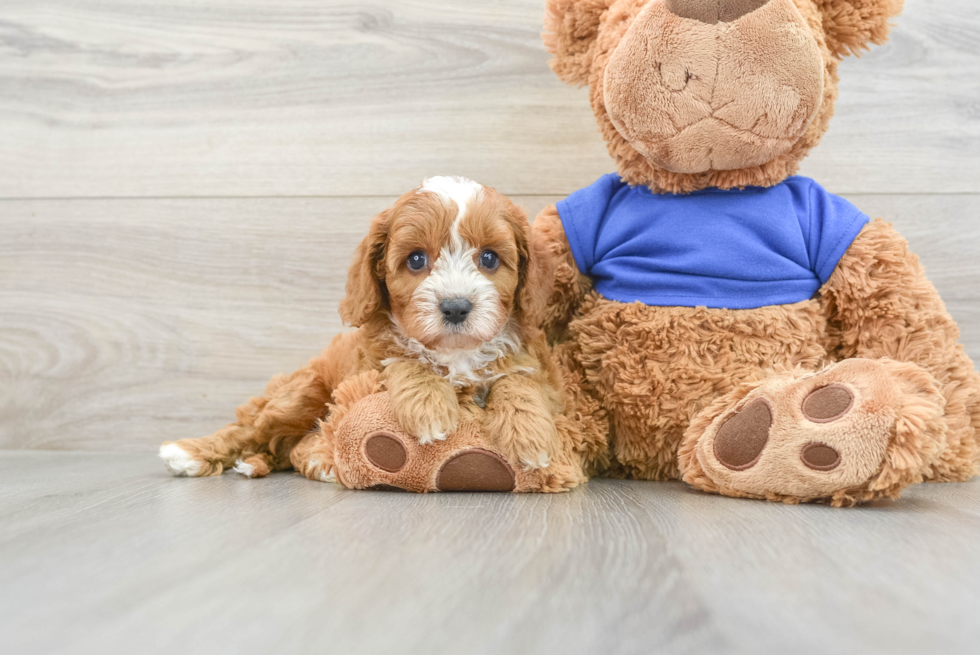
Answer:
[{"xmin": 0, "ymin": 1, "xmax": 976, "ymax": 198}]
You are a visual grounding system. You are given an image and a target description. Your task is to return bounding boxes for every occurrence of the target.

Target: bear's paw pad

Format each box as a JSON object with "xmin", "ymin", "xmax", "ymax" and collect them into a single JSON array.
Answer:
[
  {"xmin": 694, "ymin": 360, "xmax": 909, "ymax": 500},
  {"xmin": 436, "ymin": 449, "xmax": 516, "ymax": 492},
  {"xmin": 364, "ymin": 432, "xmax": 408, "ymax": 473}
]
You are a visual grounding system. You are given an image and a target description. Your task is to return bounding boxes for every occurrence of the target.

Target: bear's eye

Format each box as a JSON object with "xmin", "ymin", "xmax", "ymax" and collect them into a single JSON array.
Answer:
[
  {"xmin": 480, "ymin": 249, "xmax": 499, "ymax": 271},
  {"xmin": 407, "ymin": 251, "xmax": 427, "ymax": 271}
]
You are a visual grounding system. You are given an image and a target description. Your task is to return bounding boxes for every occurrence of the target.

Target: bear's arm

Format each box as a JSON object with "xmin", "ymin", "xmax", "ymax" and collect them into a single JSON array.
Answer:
[
  {"xmin": 820, "ymin": 218, "xmax": 977, "ymax": 390},
  {"xmin": 531, "ymin": 204, "xmax": 594, "ymax": 342}
]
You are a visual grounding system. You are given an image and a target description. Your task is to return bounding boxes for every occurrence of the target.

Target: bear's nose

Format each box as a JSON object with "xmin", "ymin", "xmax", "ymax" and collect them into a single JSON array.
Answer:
[
  {"xmin": 665, "ymin": 0, "xmax": 770, "ymax": 24},
  {"xmin": 439, "ymin": 298, "xmax": 473, "ymax": 325}
]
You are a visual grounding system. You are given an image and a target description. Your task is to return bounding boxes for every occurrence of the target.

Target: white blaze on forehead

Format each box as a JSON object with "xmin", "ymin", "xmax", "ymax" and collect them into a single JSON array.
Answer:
[{"xmin": 419, "ymin": 176, "xmax": 484, "ymax": 226}]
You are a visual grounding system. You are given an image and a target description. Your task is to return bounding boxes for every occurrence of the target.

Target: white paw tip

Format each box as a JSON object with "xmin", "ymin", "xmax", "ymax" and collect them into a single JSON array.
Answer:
[
  {"xmin": 522, "ymin": 452, "xmax": 551, "ymax": 471},
  {"xmin": 233, "ymin": 460, "xmax": 255, "ymax": 478},
  {"xmin": 418, "ymin": 430, "xmax": 448, "ymax": 446},
  {"xmin": 318, "ymin": 469, "xmax": 336, "ymax": 483},
  {"xmin": 159, "ymin": 444, "xmax": 203, "ymax": 477}
]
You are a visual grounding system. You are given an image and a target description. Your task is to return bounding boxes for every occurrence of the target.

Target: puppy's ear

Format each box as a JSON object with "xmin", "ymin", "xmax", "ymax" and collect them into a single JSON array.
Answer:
[
  {"xmin": 506, "ymin": 205, "xmax": 550, "ymax": 330},
  {"xmin": 543, "ymin": 0, "xmax": 614, "ymax": 87},
  {"xmin": 339, "ymin": 210, "xmax": 391, "ymax": 327},
  {"xmin": 816, "ymin": 0, "xmax": 903, "ymax": 58}
]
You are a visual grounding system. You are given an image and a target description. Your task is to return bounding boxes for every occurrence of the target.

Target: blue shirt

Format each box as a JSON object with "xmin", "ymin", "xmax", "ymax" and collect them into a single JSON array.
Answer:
[{"xmin": 556, "ymin": 174, "xmax": 869, "ymax": 310}]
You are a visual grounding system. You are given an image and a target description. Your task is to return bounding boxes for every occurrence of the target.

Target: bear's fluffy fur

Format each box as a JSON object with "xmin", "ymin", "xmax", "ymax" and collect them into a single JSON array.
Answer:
[
  {"xmin": 162, "ymin": 1, "xmax": 978, "ymax": 505},
  {"xmin": 535, "ymin": 0, "xmax": 980, "ymax": 505}
]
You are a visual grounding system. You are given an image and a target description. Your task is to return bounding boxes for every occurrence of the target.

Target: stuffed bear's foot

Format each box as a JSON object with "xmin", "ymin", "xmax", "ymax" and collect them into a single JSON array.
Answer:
[
  {"xmin": 679, "ymin": 358, "xmax": 948, "ymax": 507},
  {"xmin": 328, "ymin": 391, "xmax": 583, "ymax": 493}
]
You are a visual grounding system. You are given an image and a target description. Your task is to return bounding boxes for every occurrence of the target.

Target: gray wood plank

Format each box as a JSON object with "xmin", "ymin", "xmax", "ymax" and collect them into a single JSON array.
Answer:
[
  {"xmin": 2, "ymin": 194, "xmax": 978, "ymax": 451},
  {"xmin": 0, "ymin": 196, "xmax": 383, "ymax": 451},
  {"xmin": 0, "ymin": 0, "xmax": 977, "ymax": 198},
  {"xmin": 0, "ymin": 451, "xmax": 978, "ymax": 655}
]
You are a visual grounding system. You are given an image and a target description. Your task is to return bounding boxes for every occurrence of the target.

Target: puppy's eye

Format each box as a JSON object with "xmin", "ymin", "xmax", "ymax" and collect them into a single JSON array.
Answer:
[
  {"xmin": 480, "ymin": 249, "xmax": 499, "ymax": 271},
  {"xmin": 407, "ymin": 251, "xmax": 427, "ymax": 271}
]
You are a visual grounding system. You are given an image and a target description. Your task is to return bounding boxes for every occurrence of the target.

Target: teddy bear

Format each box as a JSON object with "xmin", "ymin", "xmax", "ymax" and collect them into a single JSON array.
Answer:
[
  {"xmin": 162, "ymin": 0, "xmax": 978, "ymax": 505},
  {"xmin": 529, "ymin": 0, "xmax": 980, "ymax": 505}
]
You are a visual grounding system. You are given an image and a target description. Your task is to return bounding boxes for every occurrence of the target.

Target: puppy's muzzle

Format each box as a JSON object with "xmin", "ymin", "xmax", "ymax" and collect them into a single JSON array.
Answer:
[{"xmin": 440, "ymin": 297, "xmax": 473, "ymax": 325}]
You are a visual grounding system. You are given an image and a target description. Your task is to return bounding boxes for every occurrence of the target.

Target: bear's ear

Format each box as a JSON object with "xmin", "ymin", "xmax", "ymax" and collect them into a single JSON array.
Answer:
[
  {"xmin": 815, "ymin": 0, "xmax": 904, "ymax": 58},
  {"xmin": 543, "ymin": 0, "xmax": 615, "ymax": 87}
]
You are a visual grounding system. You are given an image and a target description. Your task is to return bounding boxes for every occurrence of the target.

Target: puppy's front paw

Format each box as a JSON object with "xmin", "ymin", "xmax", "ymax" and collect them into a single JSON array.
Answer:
[
  {"xmin": 519, "ymin": 450, "xmax": 552, "ymax": 472},
  {"xmin": 488, "ymin": 411, "xmax": 558, "ymax": 472},
  {"xmin": 416, "ymin": 422, "xmax": 453, "ymax": 446},
  {"xmin": 392, "ymin": 391, "xmax": 459, "ymax": 446}
]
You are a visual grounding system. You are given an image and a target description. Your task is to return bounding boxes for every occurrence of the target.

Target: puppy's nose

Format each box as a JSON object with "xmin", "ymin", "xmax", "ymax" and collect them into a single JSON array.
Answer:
[
  {"xmin": 440, "ymin": 298, "xmax": 473, "ymax": 325},
  {"xmin": 665, "ymin": 0, "xmax": 770, "ymax": 24}
]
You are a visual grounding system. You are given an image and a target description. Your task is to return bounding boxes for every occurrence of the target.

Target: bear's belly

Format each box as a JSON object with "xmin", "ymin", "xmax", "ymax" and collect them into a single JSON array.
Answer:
[{"xmin": 569, "ymin": 293, "xmax": 835, "ymax": 480}]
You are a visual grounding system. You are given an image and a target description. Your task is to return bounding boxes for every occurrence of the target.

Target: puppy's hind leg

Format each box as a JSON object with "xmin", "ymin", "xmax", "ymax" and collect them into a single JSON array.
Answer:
[
  {"xmin": 160, "ymin": 365, "xmax": 330, "ymax": 477},
  {"xmin": 232, "ymin": 452, "xmax": 275, "ymax": 479},
  {"xmin": 289, "ymin": 429, "xmax": 337, "ymax": 483},
  {"xmin": 160, "ymin": 333, "xmax": 360, "ymax": 477}
]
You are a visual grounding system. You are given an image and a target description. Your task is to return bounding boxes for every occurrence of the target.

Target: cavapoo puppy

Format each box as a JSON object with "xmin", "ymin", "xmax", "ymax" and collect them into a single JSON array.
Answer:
[{"xmin": 159, "ymin": 177, "xmax": 590, "ymax": 492}]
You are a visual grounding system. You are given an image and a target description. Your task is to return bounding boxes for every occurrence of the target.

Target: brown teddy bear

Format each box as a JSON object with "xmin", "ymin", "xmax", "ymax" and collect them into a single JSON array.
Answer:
[
  {"xmin": 532, "ymin": 0, "xmax": 980, "ymax": 505},
  {"xmin": 163, "ymin": 1, "xmax": 978, "ymax": 506}
]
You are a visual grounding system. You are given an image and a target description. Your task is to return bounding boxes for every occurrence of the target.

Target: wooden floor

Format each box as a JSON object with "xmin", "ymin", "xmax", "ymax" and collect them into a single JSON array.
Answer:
[
  {"xmin": 1, "ymin": 451, "xmax": 979, "ymax": 655},
  {"xmin": 2, "ymin": 1, "xmax": 980, "ymax": 653}
]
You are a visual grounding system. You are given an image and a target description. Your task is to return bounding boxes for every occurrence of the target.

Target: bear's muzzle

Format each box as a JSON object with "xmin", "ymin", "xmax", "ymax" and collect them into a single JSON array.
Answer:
[{"xmin": 603, "ymin": 0, "xmax": 824, "ymax": 174}]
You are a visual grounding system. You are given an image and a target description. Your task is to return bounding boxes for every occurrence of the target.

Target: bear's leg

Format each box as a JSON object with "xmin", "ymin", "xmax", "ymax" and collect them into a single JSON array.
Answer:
[
  {"xmin": 320, "ymin": 381, "xmax": 585, "ymax": 493},
  {"xmin": 821, "ymin": 219, "xmax": 980, "ymax": 483},
  {"xmin": 678, "ymin": 358, "xmax": 948, "ymax": 506}
]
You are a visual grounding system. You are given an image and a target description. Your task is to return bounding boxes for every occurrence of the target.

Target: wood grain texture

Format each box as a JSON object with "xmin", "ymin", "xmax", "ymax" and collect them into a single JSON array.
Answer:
[
  {"xmin": 0, "ymin": 451, "xmax": 978, "ymax": 655},
  {"xmin": 1, "ymin": 4, "xmax": 977, "ymax": 651},
  {"xmin": 1, "ymin": 194, "xmax": 978, "ymax": 452},
  {"xmin": 0, "ymin": 0, "xmax": 977, "ymax": 198}
]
